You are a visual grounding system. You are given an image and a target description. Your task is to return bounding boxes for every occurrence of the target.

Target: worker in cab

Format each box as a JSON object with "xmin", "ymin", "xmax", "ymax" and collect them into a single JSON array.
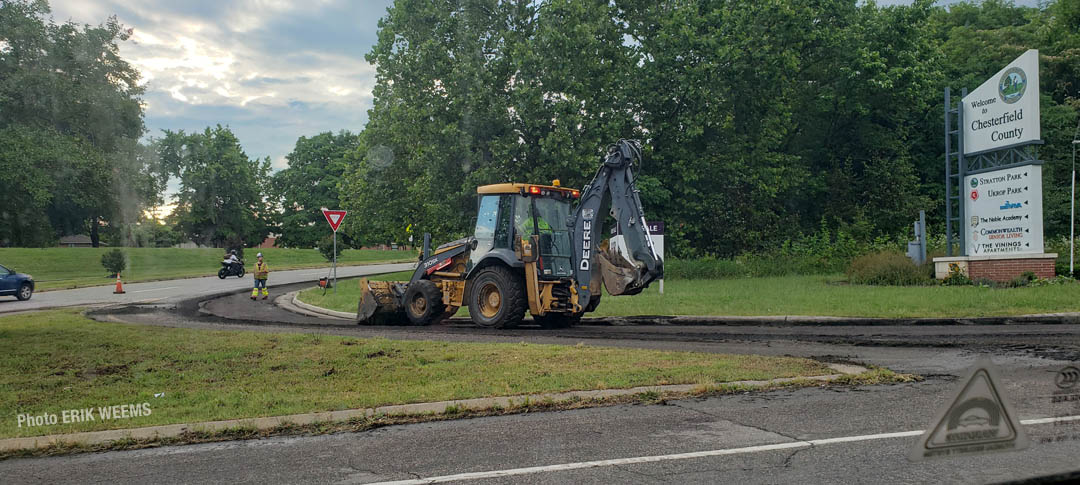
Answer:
[
  {"xmin": 251, "ymin": 252, "xmax": 270, "ymax": 300},
  {"xmin": 516, "ymin": 212, "xmax": 552, "ymax": 239}
]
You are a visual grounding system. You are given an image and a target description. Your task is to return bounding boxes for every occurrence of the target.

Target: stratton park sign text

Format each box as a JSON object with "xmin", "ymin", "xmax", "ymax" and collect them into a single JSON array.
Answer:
[{"xmin": 964, "ymin": 164, "xmax": 1044, "ymax": 256}]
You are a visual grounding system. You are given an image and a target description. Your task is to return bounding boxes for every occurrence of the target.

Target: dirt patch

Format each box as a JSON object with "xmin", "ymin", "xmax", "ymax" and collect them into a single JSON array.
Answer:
[{"xmin": 77, "ymin": 364, "xmax": 129, "ymax": 380}]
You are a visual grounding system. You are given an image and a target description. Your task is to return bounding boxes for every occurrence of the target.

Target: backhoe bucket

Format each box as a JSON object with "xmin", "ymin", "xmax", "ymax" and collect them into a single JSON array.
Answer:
[
  {"xmin": 357, "ymin": 278, "xmax": 406, "ymax": 325},
  {"xmin": 598, "ymin": 246, "xmax": 648, "ymax": 296}
]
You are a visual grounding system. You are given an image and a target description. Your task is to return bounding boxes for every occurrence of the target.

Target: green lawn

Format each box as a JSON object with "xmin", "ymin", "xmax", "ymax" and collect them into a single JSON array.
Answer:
[
  {"xmin": 0, "ymin": 309, "xmax": 830, "ymax": 438},
  {"xmin": 299, "ymin": 274, "xmax": 1080, "ymax": 318},
  {"xmin": 0, "ymin": 248, "xmax": 413, "ymax": 291}
]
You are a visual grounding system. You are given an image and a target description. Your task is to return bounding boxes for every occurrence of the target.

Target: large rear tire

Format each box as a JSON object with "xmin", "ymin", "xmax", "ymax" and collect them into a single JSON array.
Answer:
[
  {"xmin": 404, "ymin": 280, "xmax": 445, "ymax": 326},
  {"xmin": 218, "ymin": 268, "xmax": 228, "ymax": 279},
  {"xmin": 467, "ymin": 266, "xmax": 525, "ymax": 328}
]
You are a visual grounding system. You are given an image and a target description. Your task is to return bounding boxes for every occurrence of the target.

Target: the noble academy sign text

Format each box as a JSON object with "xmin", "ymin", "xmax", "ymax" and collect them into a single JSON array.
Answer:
[{"xmin": 964, "ymin": 164, "xmax": 1044, "ymax": 255}]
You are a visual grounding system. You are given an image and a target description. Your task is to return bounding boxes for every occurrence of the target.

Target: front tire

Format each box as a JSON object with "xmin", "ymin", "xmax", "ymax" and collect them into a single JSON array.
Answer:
[
  {"xmin": 237, "ymin": 266, "xmax": 245, "ymax": 278},
  {"xmin": 16, "ymin": 283, "xmax": 32, "ymax": 301},
  {"xmin": 404, "ymin": 280, "xmax": 445, "ymax": 326},
  {"xmin": 467, "ymin": 266, "xmax": 526, "ymax": 328}
]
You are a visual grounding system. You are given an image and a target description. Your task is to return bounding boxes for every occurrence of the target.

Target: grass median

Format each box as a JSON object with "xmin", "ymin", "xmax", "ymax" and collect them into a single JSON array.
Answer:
[
  {"xmin": 0, "ymin": 247, "xmax": 412, "ymax": 291},
  {"xmin": 0, "ymin": 309, "xmax": 833, "ymax": 439},
  {"xmin": 298, "ymin": 273, "xmax": 1080, "ymax": 318}
]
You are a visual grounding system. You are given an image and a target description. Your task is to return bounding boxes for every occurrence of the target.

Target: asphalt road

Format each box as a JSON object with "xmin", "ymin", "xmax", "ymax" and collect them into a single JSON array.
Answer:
[
  {"xmin": 4, "ymin": 280, "xmax": 1080, "ymax": 483},
  {"xmin": 0, "ymin": 262, "xmax": 414, "ymax": 314}
]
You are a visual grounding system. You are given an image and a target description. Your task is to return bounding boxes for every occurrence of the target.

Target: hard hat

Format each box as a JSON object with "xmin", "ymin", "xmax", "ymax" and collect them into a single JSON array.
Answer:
[{"xmin": 256, "ymin": 252, "xmax": 263, "ymax": 258}]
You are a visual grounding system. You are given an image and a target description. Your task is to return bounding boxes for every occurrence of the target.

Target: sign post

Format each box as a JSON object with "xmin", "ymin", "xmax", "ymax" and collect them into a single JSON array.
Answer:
[
  {"xmin": 937, "ymin": 50, "xmax": 1056, "ymax": 281},
  {"xmin": 322, "ymin": 209, "xmax": 348, "ymax": 293}
]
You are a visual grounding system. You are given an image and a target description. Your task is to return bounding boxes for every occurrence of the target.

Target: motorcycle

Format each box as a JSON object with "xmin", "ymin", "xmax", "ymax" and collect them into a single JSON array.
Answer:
[{"xmin": 218, "ymin": 260, "xmax": 245, "ymax": 279}]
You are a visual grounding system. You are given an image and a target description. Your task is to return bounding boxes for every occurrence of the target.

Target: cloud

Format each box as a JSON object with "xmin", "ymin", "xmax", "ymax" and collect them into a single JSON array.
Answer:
[{"xmin": 47, "ymin": 0, "xmax": 391, "ymax": 178}]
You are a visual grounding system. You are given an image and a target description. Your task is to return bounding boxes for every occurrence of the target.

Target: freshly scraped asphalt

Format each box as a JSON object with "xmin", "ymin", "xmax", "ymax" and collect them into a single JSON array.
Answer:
[{"xmin": 3, "ymin": 281, "xmax": 1079, "ymax": 483}]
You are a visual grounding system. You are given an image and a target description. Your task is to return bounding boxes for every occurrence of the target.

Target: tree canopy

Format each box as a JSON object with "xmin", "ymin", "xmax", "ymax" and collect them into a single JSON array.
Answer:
[
  {"xmin": 0, "ymin": 0, "xmax": 164, "ymax": 247},
  {"xmin": 339, "ymin": 0, "xmax": 1080, "ymax": 257},
  {"xmin": 157, "ymin": 126, "xmax": 272, "ymax": 249},
  {"xmin": 271, "ymin": 131, "xmax": 361, "ymax": 248}
]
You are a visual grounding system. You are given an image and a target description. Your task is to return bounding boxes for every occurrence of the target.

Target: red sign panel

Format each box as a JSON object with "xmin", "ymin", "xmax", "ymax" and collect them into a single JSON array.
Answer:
[{"xmin": 322, "ymin": 210, "xmax": 347, "ymax": 232}]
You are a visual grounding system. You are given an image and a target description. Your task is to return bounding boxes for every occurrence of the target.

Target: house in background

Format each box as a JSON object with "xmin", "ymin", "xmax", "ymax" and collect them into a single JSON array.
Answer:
[{"xmin": 58, "ymin": 235, "xmax": 99, "ymax": 247}]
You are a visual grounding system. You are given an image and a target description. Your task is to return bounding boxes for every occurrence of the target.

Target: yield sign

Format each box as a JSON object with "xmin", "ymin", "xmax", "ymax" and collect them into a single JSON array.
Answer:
[{"xmin": 322, "ymin": 209, "xmax": 347, "ymax": 232}]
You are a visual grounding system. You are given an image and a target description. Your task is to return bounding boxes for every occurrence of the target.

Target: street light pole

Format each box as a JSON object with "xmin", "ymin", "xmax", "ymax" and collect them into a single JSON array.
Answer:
[{"xmin": 1073, "ymin": 138, "xmax": 1080, "ymax": 277}]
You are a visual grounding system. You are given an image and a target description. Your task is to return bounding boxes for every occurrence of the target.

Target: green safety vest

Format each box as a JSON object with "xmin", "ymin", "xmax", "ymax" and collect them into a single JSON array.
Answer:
[{"xmin": 518, "ymin": 216, "xmax": 551, "ymax": 236}]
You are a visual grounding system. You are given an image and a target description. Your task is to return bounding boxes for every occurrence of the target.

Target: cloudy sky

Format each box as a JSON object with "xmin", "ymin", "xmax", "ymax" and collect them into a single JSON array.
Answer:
[
  {"xmin": 47, "ymin": 0, "xmax": 1040, "ymax": 179},
  {"xmin": 48, "ymin": 0, "xmax": 394, "ymax": 175}
]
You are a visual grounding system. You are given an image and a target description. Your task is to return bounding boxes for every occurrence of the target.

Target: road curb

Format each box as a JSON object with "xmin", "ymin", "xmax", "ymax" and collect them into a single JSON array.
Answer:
[
  {"xmin": 284, "ymin": 290, "xmax": 355, "ymax": 320},
  {"xmin": 586, "ymin": 313, "xmax": 1080, "ymax": 326},
  {"xmin": 276, "ymin": 291, "xmax": 1080, "ymax": 327},
  {"xmin": 0, "ymin": 364, "xmax": 863, "ymax": 453}
]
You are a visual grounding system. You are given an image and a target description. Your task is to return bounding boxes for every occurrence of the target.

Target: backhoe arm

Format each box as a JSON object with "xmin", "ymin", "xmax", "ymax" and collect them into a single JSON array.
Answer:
[{"xmin": 570, "ymin": 140, "xmax": 664, "ymax": 306}]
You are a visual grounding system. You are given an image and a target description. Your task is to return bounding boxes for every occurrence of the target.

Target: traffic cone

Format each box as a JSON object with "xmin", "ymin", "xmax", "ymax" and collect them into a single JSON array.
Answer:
[{"xmin": 113, "ymin": 273, "xmax": 125, "ymax": 294}]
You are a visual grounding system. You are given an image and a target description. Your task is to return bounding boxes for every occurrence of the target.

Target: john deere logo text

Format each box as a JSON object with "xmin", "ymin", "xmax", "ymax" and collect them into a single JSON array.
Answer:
[{"xmin": 998, "ymin": 68, "xmax": 1026, "ymax": 104}]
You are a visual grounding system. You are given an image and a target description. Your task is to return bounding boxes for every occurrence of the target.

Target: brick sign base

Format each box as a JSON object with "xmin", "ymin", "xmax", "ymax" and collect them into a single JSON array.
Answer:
[{"xmin": 933, "ymin": 253, "xmax": 1057, "ymax": 282}]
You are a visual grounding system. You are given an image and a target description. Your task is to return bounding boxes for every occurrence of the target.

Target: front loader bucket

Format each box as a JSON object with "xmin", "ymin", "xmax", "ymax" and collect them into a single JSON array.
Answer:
[
  {"xmin": 598, "ymin": 246, "xmax": 648, "ymax": 296},
  {"xmin": 357, "ymin": 278, "xmax": 406, "ymax": 325}
]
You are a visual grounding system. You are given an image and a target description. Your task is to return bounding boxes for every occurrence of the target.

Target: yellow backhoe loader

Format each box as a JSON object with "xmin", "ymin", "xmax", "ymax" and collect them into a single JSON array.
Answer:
[{"xmin": 357, "ymin": 139, "xmax": 663, "ymax": 328}]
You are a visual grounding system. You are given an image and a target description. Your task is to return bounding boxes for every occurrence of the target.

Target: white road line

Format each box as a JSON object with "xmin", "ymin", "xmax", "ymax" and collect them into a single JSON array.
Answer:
[
  {"xmin": 367, "ymin": 415, "xmax": 1080, "ymax": 485},
  {"xmin": 130, "ymin": 286, "xmax": 180, "ymax": 293}
]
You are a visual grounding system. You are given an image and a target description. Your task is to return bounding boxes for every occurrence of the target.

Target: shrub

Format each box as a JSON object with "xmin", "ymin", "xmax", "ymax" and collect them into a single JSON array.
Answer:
[
  {"xmin": 318, "ymin": 235, "xmax": 343, "ymax": 262},
  {"xmin": 664, "ymin": 257, "xmax": 744, "ymax": 279},
  {"xmin": 845, "ymin": 251, "xmax": 931, "ymax": 286},
  {"xmin": 100, "ymin": 249, "xmax": 127, "ymax": 276},
  {"xmin": 941, "ymin": 263, "xmax": 972, "ymax": 286}
]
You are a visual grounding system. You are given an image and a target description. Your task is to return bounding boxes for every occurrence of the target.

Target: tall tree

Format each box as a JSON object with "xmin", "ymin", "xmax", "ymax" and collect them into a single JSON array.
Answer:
[
  {"xmin": 0, "ymin": 0, "xmax": 160, "ymax": 247},
  {"xmin": 271, "ymin": 131, "xmax": 361, "ymax": 248},
  {"xmin": 346, "ymin": 0, "xmax": 1079, "ymax": 257},
  {"xmin": 157, "ymin": 126, "xmax": 272, "ymax": 248}
]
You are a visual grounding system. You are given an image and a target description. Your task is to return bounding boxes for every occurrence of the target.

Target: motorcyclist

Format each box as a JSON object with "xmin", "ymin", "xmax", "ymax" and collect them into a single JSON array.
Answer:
[{"xmin": 222, "ymin": 250, "xmax": 241, "ymax": 273}]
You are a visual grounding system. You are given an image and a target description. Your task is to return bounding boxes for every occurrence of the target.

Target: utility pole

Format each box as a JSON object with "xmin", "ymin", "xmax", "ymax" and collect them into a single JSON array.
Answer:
[{"xmin": 1072, "ymin": 137, "xmax": 1080, "ymax": 276}]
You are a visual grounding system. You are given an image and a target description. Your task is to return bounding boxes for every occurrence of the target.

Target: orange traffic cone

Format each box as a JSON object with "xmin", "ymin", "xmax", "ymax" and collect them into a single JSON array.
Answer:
[{"xmin": 113, "ymin": 273, "xmax": 125, "ymax": 294}]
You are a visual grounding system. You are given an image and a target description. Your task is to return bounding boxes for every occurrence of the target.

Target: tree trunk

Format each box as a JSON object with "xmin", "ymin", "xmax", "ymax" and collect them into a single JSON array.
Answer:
[{"xmin": 90, "ymin": 217, "xmax": 100, "ymax": 248}]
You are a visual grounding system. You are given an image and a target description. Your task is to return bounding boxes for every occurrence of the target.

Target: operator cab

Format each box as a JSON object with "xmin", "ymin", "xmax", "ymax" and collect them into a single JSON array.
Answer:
[{"xmin": 473, "ymin": 182, "xmax": 580, "ymax": 279}]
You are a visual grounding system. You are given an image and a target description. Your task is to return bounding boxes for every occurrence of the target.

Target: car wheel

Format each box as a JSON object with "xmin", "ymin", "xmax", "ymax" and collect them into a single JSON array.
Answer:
[
  {"xmin": 16, "ymin": 283, "xmax": 33, "ymax": 301},
  {"xmin": 467, "ymin": 266, "xmax": 525, "ymax": 328}
]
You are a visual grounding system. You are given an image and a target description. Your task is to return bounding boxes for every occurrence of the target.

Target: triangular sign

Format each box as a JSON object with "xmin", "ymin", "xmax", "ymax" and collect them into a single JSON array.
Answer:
[
  {"xmin": 909, "ymin": 356, "xmax": 1029, "ymax": 461},
  {"xmin": 322, "ymin": 209, "xmax": 348, "ymax": 232}
]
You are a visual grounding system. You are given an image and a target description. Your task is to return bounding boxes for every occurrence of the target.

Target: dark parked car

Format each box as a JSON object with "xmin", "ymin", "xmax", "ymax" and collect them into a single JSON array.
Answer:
[{"xmin": 0, "ymin": 263, "xmax": 34, "ymax": 300}]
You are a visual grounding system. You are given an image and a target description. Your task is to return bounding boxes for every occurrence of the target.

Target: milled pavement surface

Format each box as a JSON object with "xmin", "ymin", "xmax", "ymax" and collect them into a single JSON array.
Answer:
[{"xmin": 3, "ymin": 272, "xmax": 1080, "ymax": 483}]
